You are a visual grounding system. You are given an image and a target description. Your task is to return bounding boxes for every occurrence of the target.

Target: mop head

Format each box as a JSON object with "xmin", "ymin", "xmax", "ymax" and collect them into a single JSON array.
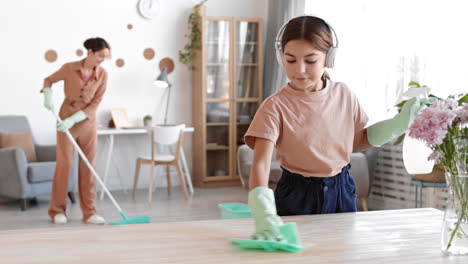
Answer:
[
  {"xmin": 108, "ymin": 212, "xmax": 151, "ymax": 225},
  {"xmin": 229, "ymin": 222, "xmax": 302, "ymax": 252}
]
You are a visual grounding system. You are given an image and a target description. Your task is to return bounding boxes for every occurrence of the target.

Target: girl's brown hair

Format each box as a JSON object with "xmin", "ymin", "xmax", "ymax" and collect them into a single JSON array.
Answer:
[{"xmin": 281, "ymin": 16, "xmax": 333, "ymax": 80}]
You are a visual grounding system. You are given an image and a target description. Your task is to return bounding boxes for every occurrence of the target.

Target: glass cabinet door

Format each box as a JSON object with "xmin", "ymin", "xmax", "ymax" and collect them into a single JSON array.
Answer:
[
  {"xmin": 236, "ymin": 101, "xmax": 259, "ymax": 142},
  {"xmin": 233, "ymin": 20, "xmax": 261, "ymax": 178},
  {"xmin": 235, "ymin": 21, "xmax": 260, "ymax": 99},
  {"xmin": 205, "ymin": 19, "xmax": 231, "ymax": 99},
  {"xmin": 205, "ymin": 101, "xmax": 230, "ymax": 178},
  {"xmin": 204, "ymin": 19, "xmax": 232, "ymax": 179}
]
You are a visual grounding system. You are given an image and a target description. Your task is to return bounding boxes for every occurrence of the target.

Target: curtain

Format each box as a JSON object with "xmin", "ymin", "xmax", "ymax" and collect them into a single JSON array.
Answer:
[{"xmin": 262, "ymin": 0, "xmax": 305, "ymax": 99}]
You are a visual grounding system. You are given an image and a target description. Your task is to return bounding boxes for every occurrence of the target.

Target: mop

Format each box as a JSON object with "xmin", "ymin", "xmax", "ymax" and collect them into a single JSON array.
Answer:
[{"xmin": 51, "ymin": 111, "xmax": 150, "ymax": 225}]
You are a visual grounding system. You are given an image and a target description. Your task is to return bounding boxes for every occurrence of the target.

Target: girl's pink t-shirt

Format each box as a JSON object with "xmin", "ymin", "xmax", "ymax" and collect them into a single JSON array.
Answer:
[{"xmin": 244, "ymin": 80, "xmax": 371, "ymax": 177}]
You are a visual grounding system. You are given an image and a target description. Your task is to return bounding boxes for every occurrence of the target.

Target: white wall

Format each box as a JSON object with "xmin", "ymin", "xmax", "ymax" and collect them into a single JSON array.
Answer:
[
  {"xmin": 0, "ymin": 0, "xmax": 268, "ymax": 189},
  {"xmin": 305, "ymin": 0, "xmax": 468, "ymax": 124}
]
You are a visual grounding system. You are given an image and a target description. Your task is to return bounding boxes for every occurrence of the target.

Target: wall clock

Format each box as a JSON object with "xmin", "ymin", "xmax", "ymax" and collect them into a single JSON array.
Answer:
[{"xmin": 138, "ymin": 0, "xmax": 160, "ymax": 19}]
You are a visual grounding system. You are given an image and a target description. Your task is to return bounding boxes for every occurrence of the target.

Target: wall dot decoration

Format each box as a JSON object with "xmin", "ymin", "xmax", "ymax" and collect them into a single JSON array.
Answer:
[
  {"xmin": 45, "ymin": 50, "xmax": 58, "ymax": 63},
  {"xmin": 143, "ymin": 48, "xmax": 155, "ymax": 60},
  {"xmin": 116, "ymin": 59, "xmax": 125, "ymax": 67},
  {"xmin": 76, "ymin": 49, "xmax": 84, "ymax": 57},
  {"xmin": 159, "ymin": 57, "xmax": 175, "ymax": 73},
  {"xmin": 127, "ymin": 24, "xmax": 133, "ymax": 30}
]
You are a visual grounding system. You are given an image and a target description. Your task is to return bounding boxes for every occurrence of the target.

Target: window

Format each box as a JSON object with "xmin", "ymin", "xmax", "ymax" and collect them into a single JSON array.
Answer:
[{"xmin": 306, "ymin": 0, "xmax": 468, "ymax": 123}]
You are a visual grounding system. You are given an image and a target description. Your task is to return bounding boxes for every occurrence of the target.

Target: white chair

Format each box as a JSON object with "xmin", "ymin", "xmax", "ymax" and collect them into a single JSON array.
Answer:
[{"xmin": 132, "ymin": 124, "xmax": 189, "ymax": 203}]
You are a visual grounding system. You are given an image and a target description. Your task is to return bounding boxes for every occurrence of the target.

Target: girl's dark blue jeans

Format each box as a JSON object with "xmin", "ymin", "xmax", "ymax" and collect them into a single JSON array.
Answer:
[{"xmin": 274, "ymin": 164, "xmax": 357, "ymax": 216}]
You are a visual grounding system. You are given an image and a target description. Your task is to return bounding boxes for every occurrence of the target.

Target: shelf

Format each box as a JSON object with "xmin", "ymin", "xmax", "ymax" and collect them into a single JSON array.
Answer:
[
  {"xmin": 206, "ymin": 174, "xmax": 230, "ymax": 178},
  {"xmin": 206, "ymin": 41, "xmax": 229, "ymax": 44},
  {"xmin": 236, "ymin": 63, "xmax": 258, "ymax": 66},
  {"xmin": 236, "ymin": 42, "xmax": 258, "ymax": 45},
  {"xmin": 206, "ymin": 62, "xmax": 228, "ymax": 66},
  {"xmin": 234, "ymin": 98, "xmax": 261, "ymax": 102},
  {"xmin": 206, "ymin": 144, "xmax": 229, "ymax": 150},
  {"xmin": 236, "ymin": 122, "xmax": 251, "ymax": 126},
  {"xmin": 207, "ymin": 122, "xmax": 229, "ymax": 126},
  {"xmin": 207, "ymin": 175, "xmax": 233, "ymax": 181},
  {"xmin": 206, "ymin": 98, "xmax": 229, "ymax": 103}
]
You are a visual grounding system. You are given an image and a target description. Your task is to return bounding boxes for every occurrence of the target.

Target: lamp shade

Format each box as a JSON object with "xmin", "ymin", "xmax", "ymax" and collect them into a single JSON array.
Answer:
[{"xmin": 153, "ymin": 67, "xmax": 170, "ymax": 88}]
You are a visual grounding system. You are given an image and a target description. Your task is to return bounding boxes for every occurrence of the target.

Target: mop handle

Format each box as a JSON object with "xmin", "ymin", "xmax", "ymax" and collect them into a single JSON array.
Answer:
[{"xmin": 52, "ymin": 111, "xmax": 124, "ymax": 213}]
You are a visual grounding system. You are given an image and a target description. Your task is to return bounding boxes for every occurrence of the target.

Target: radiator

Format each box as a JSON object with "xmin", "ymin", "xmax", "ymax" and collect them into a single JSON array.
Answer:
[{"xmin": 367, "ymin": 141, "xmax": 448, "ymax": 210}]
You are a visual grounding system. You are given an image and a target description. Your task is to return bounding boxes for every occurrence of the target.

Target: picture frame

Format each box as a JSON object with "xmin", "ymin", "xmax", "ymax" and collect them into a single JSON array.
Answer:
[{"xmin": 110, "ymin": 108, "xmax": 132, "ymax": 128}]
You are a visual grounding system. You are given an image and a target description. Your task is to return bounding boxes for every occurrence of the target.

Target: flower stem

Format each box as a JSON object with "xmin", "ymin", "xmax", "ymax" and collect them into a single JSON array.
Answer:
[{"xmin": 446, "ymin": 201, "xmax": 468, "ymax": 251}]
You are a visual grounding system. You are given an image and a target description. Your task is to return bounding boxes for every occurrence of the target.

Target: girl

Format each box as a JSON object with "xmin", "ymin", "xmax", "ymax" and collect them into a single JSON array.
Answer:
[
  {"xmin": 244, "ymin": 16, "xmax": 419, "ymax": 241},
  {"xmin": 42, "ymin": 37, "xmax": 111, "ymax": 224}
]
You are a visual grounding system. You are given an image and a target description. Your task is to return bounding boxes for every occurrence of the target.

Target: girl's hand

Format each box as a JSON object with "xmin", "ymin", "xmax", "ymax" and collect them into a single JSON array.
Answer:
[{"xmin": 248, "ymin": 186, "xmax": 285, "ymax": 242}]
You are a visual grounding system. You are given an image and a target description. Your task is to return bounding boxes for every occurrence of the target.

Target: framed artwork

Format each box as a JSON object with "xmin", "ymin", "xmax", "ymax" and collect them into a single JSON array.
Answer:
[{"xmin": 110, "ymin": 108, "xmax": 132, "ymax": 128}]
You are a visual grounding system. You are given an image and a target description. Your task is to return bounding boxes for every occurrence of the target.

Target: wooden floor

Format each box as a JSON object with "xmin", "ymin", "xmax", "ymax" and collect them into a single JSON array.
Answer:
[{"xmin": 0, "ymin": 186, "xmax": 248, "ymax": 231}]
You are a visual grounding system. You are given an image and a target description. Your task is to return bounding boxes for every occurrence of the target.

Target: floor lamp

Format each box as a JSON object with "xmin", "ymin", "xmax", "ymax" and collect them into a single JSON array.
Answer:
[{"xmin": 153, "ymin": 67, "xmax": 171, "ymax": 125}]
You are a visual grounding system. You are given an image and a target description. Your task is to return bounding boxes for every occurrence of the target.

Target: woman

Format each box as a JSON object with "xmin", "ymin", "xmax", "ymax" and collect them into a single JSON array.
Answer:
[{"xmin": 42, "ymin": 37, "xmax": 110, "ymax": 224}]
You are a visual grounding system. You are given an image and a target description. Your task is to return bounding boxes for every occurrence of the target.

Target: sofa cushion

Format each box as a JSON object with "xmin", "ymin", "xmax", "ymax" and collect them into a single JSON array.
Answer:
[
  {"xmin": 239, "ymin": 161, "xmax": 283, "ymax": 190},
  {"xmin": 0, "ymin": 131, "xmax": 37, "ymax": 162},
  {"xmin": 27, "ymin": 162, "xmax": 56, "ymax": 183},
  {"xmin": 350, "ymin": 152, "xmax": 370, "ymax": 198},
  {"xmin": 269, "ymin": 173, "xmax": 282, "ymax": 190},
  {"xmin": 269, "ymin": 161, "xmax": 282, "ymax": 189}
]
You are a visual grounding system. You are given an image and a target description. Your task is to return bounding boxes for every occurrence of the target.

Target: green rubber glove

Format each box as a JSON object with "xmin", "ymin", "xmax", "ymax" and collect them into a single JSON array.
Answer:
[
  {"xmin": 367, "ymin": 97, "xmax": 420, "ymax": 147},
  {"xmin": 42, "ymin": 88, "xmax": 54, "ymax": 112},
  {"xmin": 248, "ymin": 186, "xmax": 285, "ymax": 242},
  {"xmin": 57, "ymin": 111, "xmax": 87, "ymax": 132}
]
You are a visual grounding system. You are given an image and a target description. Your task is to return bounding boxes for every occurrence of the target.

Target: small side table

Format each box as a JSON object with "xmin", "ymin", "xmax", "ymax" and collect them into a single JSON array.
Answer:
[{"xmin": 411, "ymin": 178, "xmax": 447, "ymax": 208}]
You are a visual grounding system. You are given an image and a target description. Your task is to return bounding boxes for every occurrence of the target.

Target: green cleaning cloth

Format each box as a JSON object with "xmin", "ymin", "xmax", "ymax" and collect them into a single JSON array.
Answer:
[{"xmin": 229, "ymin": 222, "xmax": 302, "ymax": 252}]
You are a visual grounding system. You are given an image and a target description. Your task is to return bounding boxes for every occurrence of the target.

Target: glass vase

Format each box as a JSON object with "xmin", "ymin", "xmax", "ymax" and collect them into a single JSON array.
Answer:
[
  {"xmin": 441, "ymin": 173, "xmax": 468, "ymax": 255},
  {"xmin": 441, "ymin": 135, "xmax": 468, "ymax": 255}
]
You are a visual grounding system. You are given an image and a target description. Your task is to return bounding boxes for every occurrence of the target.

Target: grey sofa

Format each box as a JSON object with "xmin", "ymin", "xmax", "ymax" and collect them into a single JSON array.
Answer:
[
  {"xmin": 237, "ymin": 144, "xmax": 380, "ymax": 211},
  {"xmin": 0, "ymin": 115, "xmax": 77, "ymax": 210}
]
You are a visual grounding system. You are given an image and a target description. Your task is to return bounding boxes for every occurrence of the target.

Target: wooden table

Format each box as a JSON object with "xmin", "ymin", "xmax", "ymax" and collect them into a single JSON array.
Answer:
[{"xmin": 0, "ymin": 208, "xmax": 465, "ymax": 263}]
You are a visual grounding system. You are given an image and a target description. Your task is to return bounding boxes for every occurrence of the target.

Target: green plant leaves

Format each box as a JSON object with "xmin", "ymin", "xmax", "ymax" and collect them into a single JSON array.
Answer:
[
  {"xmin": 178, "ymin": 0, "xmax": 207, "ymax": 69},
  {"xmin": 408, "ymin": 81, "xmax": 421, "ymax": 88}
]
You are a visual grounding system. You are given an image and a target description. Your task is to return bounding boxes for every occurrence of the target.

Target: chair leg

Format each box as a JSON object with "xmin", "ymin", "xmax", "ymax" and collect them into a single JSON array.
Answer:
[
  {"xmin": 68, "ymin": 192, "xmax": 76, "ymax": 204},
  {"xmin": 175, "ymin": 163, "xmax": 189, "ymax": 200},
  {"xmin": 133, "ymin": 159, "xmax": 142, "ymax": 200},
  {"xmin": 360, "ymin": 197, "xmax": 368, "ymax": 211},
  {"xmin": 19, "ymin": 199, "xmax": 27, "ymax": 211},
  {"xmin": 166, "ymin": 165, "xmax": 171, "ymax": 196},
  {"xmin": 148, "ymin": 163, "xmax": 155, "ymax": 204},
  {"xmin": 29, "ymin": 197, "xmax": 38, "ymax": 206}
]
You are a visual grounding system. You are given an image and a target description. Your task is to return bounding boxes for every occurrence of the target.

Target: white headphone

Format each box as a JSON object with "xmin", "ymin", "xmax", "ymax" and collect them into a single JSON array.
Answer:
[{"xmin": 275, "ymin": 16, "xmax": 339, "ymax": 68}]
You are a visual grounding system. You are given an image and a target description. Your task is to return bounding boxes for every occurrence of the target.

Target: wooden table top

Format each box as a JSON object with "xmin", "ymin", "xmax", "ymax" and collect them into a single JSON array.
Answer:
[{"xmin": 0, "ymin": 208, "xmax": 466, "ymax": 263}]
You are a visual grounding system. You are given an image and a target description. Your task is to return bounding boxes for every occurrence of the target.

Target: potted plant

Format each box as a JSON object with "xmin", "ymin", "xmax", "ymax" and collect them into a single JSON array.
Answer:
[{"xmin": 143, "ymin": 115, "xmax": 152, "ymax": 127}]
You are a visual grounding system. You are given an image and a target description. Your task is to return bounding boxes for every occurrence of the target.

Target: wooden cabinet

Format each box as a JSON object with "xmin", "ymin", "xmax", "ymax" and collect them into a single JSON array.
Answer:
[{"xmin": 192, "ymin": 12, "xmax": 263, "ymax": 187}]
